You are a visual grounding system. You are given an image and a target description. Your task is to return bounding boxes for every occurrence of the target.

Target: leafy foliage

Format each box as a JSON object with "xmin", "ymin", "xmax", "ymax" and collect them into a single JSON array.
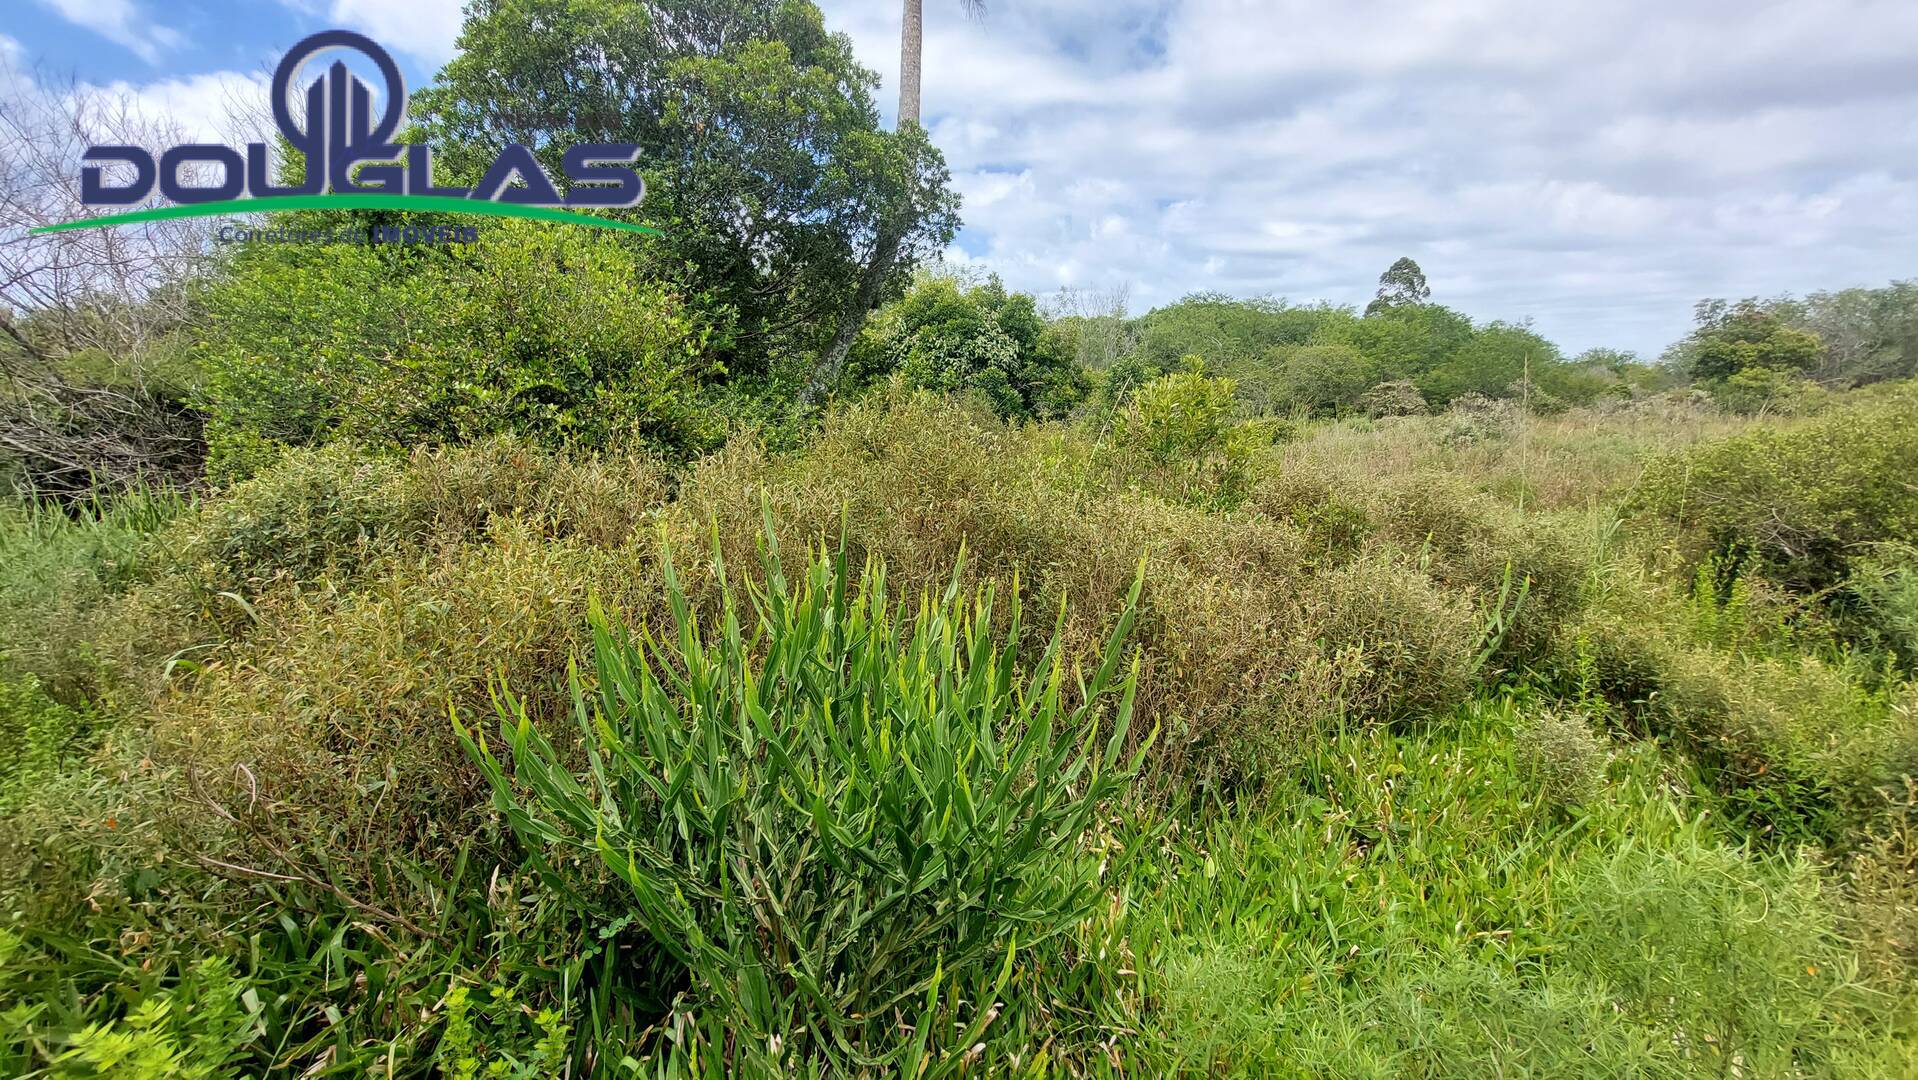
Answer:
[
  {"xmin": 852, "ymin": 274, "xmax": 1087, "ymax": 418},
  {"xmin": 462, "ymin": 526, "xmax": 1150, "ymax": 1069},
  {"xmin": 412, "ymin": 0, "xmax": 959, "ymax": 375},
  {"xmin": 195, "ymin": 222, "xmax": 715, "ymax": 463}
]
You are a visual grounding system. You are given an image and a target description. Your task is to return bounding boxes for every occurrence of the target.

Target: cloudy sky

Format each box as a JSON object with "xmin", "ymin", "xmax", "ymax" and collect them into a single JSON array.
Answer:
[{"xmin": 8, "ymin": 0, "xmax": 1916, "ymax": 355}]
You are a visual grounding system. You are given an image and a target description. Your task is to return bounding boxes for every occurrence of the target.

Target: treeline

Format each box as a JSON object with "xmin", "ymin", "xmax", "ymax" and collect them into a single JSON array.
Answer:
[
  {"xmin": 3, "ymin": 0, "xmax": 1915, "ymax": 500},
  {"xmin": 888, "ymin": 257, "xmax": 1918, "ymax": 429}
]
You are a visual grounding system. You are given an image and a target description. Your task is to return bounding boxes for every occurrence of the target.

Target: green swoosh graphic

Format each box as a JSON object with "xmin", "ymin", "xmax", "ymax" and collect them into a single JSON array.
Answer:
[{"xmin": 28, "ymin": 194, "xmax": 662, "ymax": 235}]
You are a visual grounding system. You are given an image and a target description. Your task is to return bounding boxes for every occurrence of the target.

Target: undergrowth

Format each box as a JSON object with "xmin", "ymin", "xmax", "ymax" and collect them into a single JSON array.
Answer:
[{"xmin": 1, "ymin": 388, "xmax": 1915, "ymax": 1075}]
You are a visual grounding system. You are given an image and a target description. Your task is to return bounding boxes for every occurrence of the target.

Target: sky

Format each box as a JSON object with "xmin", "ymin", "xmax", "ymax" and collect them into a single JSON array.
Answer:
[{"xmin": 6, "ymin": 0, "xmax": 1916, "ymax": 357}]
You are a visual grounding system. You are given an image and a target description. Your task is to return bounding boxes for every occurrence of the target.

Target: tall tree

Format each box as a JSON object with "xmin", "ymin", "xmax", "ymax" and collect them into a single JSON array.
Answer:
[
  {"xmin": 1365, "ymin": 256, "xmax": 1431, "ymax": 316},
  {"xmin": 898, "ymin": 0, "xmax": 986, "ymax": 129},
  {"xmin": 413, "ymin": 0, "xmax": 957, "ymax": 384}
]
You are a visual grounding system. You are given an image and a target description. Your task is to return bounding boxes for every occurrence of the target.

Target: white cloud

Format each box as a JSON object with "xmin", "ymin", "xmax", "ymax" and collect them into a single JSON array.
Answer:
[
  {"xmin": 817, "ymin": 0, "xmax": 1918, "ymax": 355},
  {"xmin": 84, "ymin": 71, "xmax": 273, "ymax": 145},
  {"xmin": 327, "ymin": 0, "xmax": 464, "ymax": 64},
  {"xmin": 35, "ymin": 0, "xmax": 183, "ymax": 65}
]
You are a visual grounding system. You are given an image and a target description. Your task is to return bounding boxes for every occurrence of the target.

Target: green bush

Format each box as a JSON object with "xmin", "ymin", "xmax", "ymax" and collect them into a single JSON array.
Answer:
[
  {"xmin": 147, "ymin": 446, "xmax": 421, "ymax": 632},
  {"xmin": 0, "ymin": 674, "xmax": 89, "ymax": 814},
  {"xmin": 0, "ymin": 490, "xmax": 181, "ymax": 702},
  {"xmin": 195, "ymin": 221, "xmax": 715, "ymax": 459},
  {"xmin": 1123, "ymin": 357, "xmax": 1239, "ymax": 460},
  {"xmin": 462, "ymin": 531, "xmax": 1149, "ymax": 1070},
  {"xmin": 852, "ymin": 275, "xmax": 1087, "ymax": 419},
  {"xmin": 1104, "ymin": 358, "xmax": 1276, "ymax": 507},
  {"xmin": 1566, "ymin": 570, "xmax": 1918, "ymax": 847},
  {"xmin": 130, "ymin": 394, "xmax": 1595, "ymax": 924},
  {"xmin": 1710, "ymin": 365, "xmax": 1828, "ymax": 417},
  {"xmin": 1513, "ymin": 708, "xmax": 1606, "ymax": 810},
  {"xmin": 1638, "ymin": 384, "xmax": 1918, "ymax": 589}
]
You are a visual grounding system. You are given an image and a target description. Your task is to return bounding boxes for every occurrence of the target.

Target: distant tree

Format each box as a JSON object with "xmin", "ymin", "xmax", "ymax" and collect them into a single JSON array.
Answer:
[
  {"xmin": 1333, "ymin": 301, "xmax": 1474, "ymax": 381},
  {"xmin": 1276, "ymin": 343, "xmax": 1378, "ymax": 415},
  {"xmin": 1564, "ymin": 347, "xmax": 1677, "ymax": 401},
  {"xmin": 1417, "ymin": 322, "xmax": 1559, "ymax": 406},
  {"xmin": 1571, "ymin": 347, "xmax": 1640, "ymax": 372},
  {"xmin": 1365, "ymin": 257, "xmax": 1432, "ymax": 316},
  {"xmin": 1357, "ymin": 380, "xmax": 1429, "ymax": 418},
  {"xmin": 1760, "ymin": 283, "xmax": 1918, "ymax": 386},
  {"xmin": 1674, "ymin": 299, "xmax": 1824, "ymax": 383},
  {"xmin": 1045, "ymin": 284, "xmax": 1134, "ymax": 370},
  {"xmin": 1135, "ymin": 294, "xmax": 1336, "ymax": 371}
]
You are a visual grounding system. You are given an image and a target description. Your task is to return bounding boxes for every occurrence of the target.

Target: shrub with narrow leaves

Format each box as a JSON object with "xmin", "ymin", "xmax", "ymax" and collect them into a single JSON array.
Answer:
[
  {"xmin": 1514, "ymin": 709, "xmax": 1606, "ymax": 810},
  {"xmin": 460, "ymin": 521, "xmax": 1151, "ymax": 1071}
]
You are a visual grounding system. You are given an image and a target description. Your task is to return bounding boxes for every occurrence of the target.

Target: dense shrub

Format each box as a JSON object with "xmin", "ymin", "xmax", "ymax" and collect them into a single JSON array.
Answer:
[
  {"xmin": 148, "ymin": 522, "xmax": 648, "ymax": 899},
  {"xmin": 10, "ymin": 383, "xmax": 1918, "ymax": 1073},
  {"xmin": 132, "ymin": 393, "xmax": 1581, "ymax": 919},
  {"xmin": 0, "ymin": 490, "xmax": 180, "ymax": 702},
  {"xmin": 1710, "ymin": 364, "xmax": 1828, "ymax": 416},
  {"xmin": 1566, "ymin": 570, "xmax": 1918, "ymax": 846},
  {"xmin": 1638, "ymin": 384, "xmax": 1918, "ymax": 589},
  {"xmin": 195, "ymin": 222, "xmax": 716, "ymax": 465},
  {"xmin": 851, "ymin": 275, "xmax": 1087, "ymax": 419},
  {"xmin": 1514, "ymin": 708, "xmax": 1606, "ymax": 809},
  {"xmin": 151, "ymin": 446, "xmax": 420, "ymax": 607}
]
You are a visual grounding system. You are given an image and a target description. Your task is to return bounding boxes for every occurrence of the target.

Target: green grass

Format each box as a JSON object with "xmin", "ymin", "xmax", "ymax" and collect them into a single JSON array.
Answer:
[
  {"xmin": 0, "ymin": 488, "xmax": 185, "ymax": 702},
  {"xmin": 1117, "ymin": 698, "xmax": 1914, "ymax": 1076}
]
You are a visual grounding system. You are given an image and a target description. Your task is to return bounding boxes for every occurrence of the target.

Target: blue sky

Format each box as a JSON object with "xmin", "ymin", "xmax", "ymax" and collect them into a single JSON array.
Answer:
[{"xmin": 7, "ymin": 0, "xmax": 1917, "ymax": 357}]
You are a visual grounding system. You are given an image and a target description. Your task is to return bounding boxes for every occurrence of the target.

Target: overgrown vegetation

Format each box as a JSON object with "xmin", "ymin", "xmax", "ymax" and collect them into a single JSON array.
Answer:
[
  {"xmin": 4, "ymin": 0, "xmax": 1917, "ymax": 1073},
  {"xmin": 6, "ymin": 377, "xmax": 1914, "ymax": 1074}
]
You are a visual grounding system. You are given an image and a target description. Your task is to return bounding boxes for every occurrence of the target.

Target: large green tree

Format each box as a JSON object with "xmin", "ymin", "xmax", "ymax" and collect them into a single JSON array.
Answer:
[
  {"xmin": 1672, "ymin": 299, "xmax": 1824, "ymax": 383},
  {"xmin": 412, "ymin": 0, "xmax": 959, "ymax": 383}
]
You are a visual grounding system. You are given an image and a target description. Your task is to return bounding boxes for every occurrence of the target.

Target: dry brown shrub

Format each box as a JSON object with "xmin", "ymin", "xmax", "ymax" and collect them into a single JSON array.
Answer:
[{"xmin": 138, "ymin": 393, "xmax": 1585, "ymax": 913}]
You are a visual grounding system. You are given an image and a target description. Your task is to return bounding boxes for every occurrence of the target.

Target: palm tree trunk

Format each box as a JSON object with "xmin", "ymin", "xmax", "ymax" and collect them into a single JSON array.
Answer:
[
  {"xmin": 899, "ymin": 0, "xmax": 924, "ymax": 128},
  {"xmin": 806, "ymin": 0, "xmax": 926, "ymax": 401}
]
